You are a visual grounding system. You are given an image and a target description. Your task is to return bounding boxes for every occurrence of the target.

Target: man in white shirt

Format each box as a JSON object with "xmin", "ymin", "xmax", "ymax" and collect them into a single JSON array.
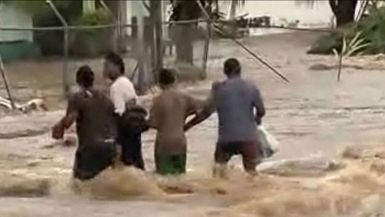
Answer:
[{"xmin": 103, "ymin": 52, "xmax": 145, "ymax": 170}]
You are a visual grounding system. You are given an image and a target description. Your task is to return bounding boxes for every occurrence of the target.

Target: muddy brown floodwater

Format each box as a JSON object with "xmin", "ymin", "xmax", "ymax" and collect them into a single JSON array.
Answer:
[{"xmin": 1, "ymin": 32, "xmax": 385, "ymax": 217}]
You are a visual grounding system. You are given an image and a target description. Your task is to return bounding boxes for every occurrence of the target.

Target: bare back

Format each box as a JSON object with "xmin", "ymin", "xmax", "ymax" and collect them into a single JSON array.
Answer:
[
  {"xmin": 150, "ymin": 88, "xmax": 199, "ymax": 155},
  {"xmin": 69, "ymin": 89, "xmax": 117, "ymax": 147}
]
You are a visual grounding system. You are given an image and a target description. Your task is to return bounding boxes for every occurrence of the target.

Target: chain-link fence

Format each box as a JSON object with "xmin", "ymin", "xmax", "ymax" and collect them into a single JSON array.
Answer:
[
  {"xmin": 2, "ymin": 0, "xmax": 366, "ymax": 112},
  {"xmin": 0, "ymin": 15, "xmax": 212, "ymax": 110}
]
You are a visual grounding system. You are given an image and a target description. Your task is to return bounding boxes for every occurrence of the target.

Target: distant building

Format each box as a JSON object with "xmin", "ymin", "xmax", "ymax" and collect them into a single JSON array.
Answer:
[
  {"xmin": 0, "ymin": 3, "xmax": 40, "ymax": 62},
  {"xmin": 219, "ymin": 0, "xmax": 334, "ymax": 36},
  {"xmin": 0, "ymin": 3, "xmax": 33, "ymax": 42},
  {"xmin": 125, "ymin": 1, "xmax": 170, "ymax": 37}
]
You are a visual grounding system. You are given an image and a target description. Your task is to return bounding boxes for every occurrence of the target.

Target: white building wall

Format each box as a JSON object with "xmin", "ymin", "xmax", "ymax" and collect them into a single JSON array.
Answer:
[
  {"xmin": 124, "ymin": 1, "xmax": 367, "ymax": 37},
  {"xmin": 125, "ymin": 1, "xmax": 149, "ymax": 36},
  {"xmin": 125, "ymin": 1, "xmax": 172, "ymax": 38},
  {"xmin": 219, "ymin": 0, "xmax": 334, "ymax": 27},
  {"xmin": 0, "ymin": 3, "xmax": 33, "ymax": 42},
  {"xmin": 217, "ymin": 0, "xmax": 335, "ymax": 36}
]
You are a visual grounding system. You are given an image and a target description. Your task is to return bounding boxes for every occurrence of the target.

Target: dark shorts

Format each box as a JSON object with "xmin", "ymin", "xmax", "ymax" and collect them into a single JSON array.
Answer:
[
  {"xmin": 215, "ymin": 141, "xmax": 262, "ymax": 172},
  {"xmin": 118, "ymin": 131, "xmax": 145, "ymax": 170},
  {"xmin": 73, "ymin": 141, "xmax": 117, "ymax": 181},
  {"xmin": 155, "ymin": 153, "xmax": 186, "ymax": 175}
]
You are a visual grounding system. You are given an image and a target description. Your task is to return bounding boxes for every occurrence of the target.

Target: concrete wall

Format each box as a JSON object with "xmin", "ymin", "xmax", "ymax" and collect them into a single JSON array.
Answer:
[{"xmin": 0, "ymin": 4, "xmax": 33, "ymax": 42}]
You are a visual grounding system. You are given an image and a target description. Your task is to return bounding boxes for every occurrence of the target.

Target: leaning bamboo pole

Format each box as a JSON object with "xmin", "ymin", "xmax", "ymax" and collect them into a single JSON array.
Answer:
[
  {"xmin": 46, "ymin": 0, "xmax": 70, "ymax": 97},
  {"xmin": 0, "ymin": 56, "xmax": 16, "ymax": 109}
]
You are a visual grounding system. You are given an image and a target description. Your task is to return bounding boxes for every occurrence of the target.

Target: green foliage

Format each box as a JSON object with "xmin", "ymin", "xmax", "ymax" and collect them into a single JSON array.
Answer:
[
  {"xmin": 70, "ymin": 9, "xmax": 113, "ymax": 57},
  {"xmin": 308, "ymin": 33, "xmax": 343, "ymax": 55},
  {"xmin": 332, "ymin": 31, "xmax": 371, "ymax": 57},
  {"xmin": 356, "ymin": 5, "xmax": 385, "ymax": 54},
  {"xmin": 73, "ymin": 8, "xmax": 111, "ymax": 26},
  {"xmin": 310, "ymin": 4, "xmax": 385, "ymax": 55}
]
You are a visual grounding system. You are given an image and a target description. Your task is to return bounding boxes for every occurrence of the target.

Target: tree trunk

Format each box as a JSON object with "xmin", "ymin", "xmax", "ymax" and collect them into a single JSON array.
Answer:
[
  {"xmin": 174, "ymin": 24, "xmax": 194, "ymax": 64},
  {"xmin": 171, "ymin": 0, "xmax": 199, "ymax": 65},
  {"xmin": 329, "ymin": 0, "xmax": 358, "ymax": 27},
  {"xmin": 150, "ymin": 0, "xmax": 163, "ymax": 73},
  {"xmin": 229, "ymin": 0, "xmax": 237, "ymax": 19}
]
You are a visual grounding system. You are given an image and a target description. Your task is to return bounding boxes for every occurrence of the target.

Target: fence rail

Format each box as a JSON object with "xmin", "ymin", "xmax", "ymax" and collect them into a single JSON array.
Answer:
[
  {"xmin": 0, "ymin": 22, "xmax": 338, "ymax": 33},
  {"xmin": 0, "ymin": 15, "xmax": 343, "ymax": 101},
  {"xmin": 0, "ymin": 19, "xmax": 212, "ymax": 31}
]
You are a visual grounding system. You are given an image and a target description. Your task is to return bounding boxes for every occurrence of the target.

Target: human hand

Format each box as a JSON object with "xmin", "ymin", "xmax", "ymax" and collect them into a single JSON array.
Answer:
[{"xmin": 51, "ymin": 123, "xmax": 64, "ymax": 140}]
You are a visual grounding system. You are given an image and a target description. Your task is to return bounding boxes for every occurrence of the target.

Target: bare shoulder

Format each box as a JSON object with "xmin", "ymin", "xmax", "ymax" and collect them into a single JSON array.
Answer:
[
  {"xmin": 151, "ymin": 94, "xmax": 162, "ymax": 106},
  {"xmin": 68, "ymin": 91, "xmax": 83, "ymax": 102},
  {"xmin": 177, "ymin": 90, "xmax": 197, "ymax": 103}
]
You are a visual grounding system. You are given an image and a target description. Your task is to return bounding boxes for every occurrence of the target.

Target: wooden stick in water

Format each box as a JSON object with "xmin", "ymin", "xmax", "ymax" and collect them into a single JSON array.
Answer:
[{"xmin": 337, "ymin": 51, "xmax": 343, "ymax": 82}]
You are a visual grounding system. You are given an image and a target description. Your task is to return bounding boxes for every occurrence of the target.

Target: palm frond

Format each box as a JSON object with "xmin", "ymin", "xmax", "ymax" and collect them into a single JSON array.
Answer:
[
  {"xmin": 348, "ymin": 31, "xmax": 363, "ymax": 48},
  {"xmin": 332, "ymin": 48, "xmax": 339, "ymax": 58},
  {"xmin": 342, "ymin": 36, "xmax": 347, "ymax": 55},
  {"xmin": 334, "ymin": 31, "xmax": 371, "ymax": 57}
]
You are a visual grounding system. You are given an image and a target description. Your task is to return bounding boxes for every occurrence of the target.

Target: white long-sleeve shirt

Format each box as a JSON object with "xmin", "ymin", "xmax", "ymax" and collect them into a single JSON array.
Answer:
[{"xmin": 110, "ymin": 76, "xmax": 138, "ymax": 116}]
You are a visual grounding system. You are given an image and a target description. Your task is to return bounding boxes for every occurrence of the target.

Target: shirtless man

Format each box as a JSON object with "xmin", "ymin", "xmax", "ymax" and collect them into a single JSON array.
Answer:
[
  {"xmin": 149, "ymin": 68, "xmax": 200, "ymax": 175},
  {"xmin": 52, "ymin": 66, "xmax": 117, "ymax": 180},
  {"xmin": 185, "ymin": 58, "xmax": 265, "ymax": 177}
]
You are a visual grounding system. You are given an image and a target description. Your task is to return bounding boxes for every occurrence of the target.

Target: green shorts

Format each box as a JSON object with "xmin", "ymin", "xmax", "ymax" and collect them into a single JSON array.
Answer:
[{"xmin": 155, "ymin": 153, "xmax": 186, "ymax": 175}]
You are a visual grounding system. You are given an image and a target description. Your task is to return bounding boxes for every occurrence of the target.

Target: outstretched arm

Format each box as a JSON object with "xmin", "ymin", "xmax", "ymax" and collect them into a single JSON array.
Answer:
[
  {"xmin": 52, "ymin": 96, "xmax": 78, "ymax": 139},
  {"xmin": 184, "ymin": 92, "xmax": 215, "ymax": 131},
  {"xmin": 184, "ymin": 108, "xmax": 213, "ymax": 132}
]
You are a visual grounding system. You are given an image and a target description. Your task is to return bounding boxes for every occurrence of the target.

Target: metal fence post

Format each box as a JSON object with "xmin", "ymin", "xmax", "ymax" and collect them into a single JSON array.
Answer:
[
  {"xmin": 202, "ymin": 19, "xmax": 212, "ymax": 75},
  {"xmin": 137, "ymin": 17, "xmax": 146, "ymax": 94},
  {"xmin": 153, "ymin": 0, "xmax": 163, "ymax": 74},
  {"xmin": 46, "ymin": 0, "xmax": 70, "ymax": 97},
  {"xmin": 100, "ymin": 0, "xmax": 119, "ymax": 53}
]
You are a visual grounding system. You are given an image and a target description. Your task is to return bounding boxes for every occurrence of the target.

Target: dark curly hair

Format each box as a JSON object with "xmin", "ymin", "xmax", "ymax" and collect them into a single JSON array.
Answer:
[
  {"xmin": 224, "ymin": 58, "xmax": 241, "ymax": 76},
  {"xmin": 76, "ymin": 65, "xmax": 94, "ymax": 88},
  {"xmin": 105, "ymin": 52, "xmax": 125, "ymax": 74},
  {"xmin": 158, "ymin": 68, "xmax": 176, "ymax": 86}
]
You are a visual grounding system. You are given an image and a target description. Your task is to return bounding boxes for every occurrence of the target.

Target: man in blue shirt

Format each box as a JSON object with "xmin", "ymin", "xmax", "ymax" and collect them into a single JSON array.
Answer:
[{"xmin": 185, "ymin": 58, "xmax": 265, "ymax": 177}]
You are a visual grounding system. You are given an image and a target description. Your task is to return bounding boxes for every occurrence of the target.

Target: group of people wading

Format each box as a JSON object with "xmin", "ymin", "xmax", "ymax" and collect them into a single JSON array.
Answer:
[{"xmin": 52, "ymin": 53, "xmax": 265, "ymax": 181}]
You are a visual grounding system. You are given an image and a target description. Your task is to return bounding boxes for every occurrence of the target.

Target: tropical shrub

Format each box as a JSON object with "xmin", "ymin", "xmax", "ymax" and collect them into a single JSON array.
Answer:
[
  {"xmin": 69, "ymin": 8, "xmax": 113, "ymax": 57},
  {"xmin": 309, "ymin": 4, "xmax": 385, "ymax": 56}
]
